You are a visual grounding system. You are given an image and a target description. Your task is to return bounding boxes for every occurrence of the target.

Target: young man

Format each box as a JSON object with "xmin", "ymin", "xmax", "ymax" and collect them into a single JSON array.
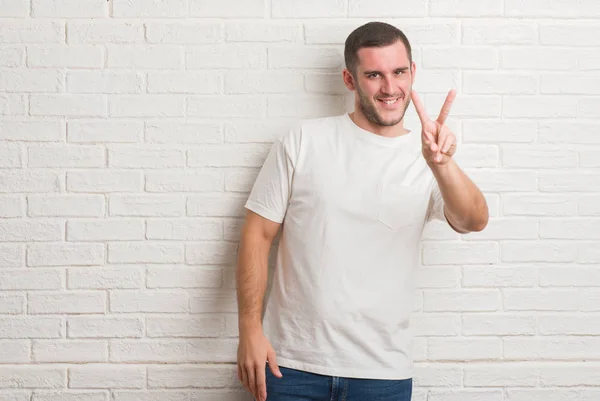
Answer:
[{"xmin": 236, "ymin": 22, "xmax": 489, "ymax": 401}]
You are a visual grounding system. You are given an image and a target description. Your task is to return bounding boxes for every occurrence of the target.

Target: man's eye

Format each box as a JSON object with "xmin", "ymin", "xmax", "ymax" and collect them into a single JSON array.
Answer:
[{"xmin": 368, "ymin": 73, "xmax": 379, "ymax": 78}]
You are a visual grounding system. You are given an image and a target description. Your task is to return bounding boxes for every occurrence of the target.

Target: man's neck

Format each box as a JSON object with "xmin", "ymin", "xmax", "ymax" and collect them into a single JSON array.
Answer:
[{"xmin": 349, "ymin": 111, "xmax": 410, "ymax": 138}]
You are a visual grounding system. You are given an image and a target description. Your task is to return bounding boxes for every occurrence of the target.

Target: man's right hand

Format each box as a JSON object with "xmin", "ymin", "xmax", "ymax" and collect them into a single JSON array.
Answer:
[{"xmin": 237, "ymin": 327, "xmax": 283, "ymax": 401}]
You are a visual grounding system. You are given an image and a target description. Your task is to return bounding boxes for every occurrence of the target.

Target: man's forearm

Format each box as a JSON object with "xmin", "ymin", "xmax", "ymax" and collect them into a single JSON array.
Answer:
[
  {"xmin": 429, "ymin": 159, "xmax": 488, "ymax": 232},
  {"xmin": 236, "ymin": 235, "xmax": 270, "ymax": 334}
]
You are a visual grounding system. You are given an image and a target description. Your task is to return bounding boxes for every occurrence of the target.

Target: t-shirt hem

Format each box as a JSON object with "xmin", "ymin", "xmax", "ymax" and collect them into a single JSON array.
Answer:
[
  {"xmin": 273, "ymin": 356, "xmax": 414, "ymax": 380},
  {"xmin": 244, "ymin": 202, "xmax": 284, "ymax": 224}
]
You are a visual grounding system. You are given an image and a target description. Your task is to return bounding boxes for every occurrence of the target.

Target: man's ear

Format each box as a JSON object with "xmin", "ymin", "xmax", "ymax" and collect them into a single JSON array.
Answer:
[
  {"xmin": 411, "ymin": 61, "xmax": 416, "ymax": 85},
  {"xmin": 342, "ymin": 69, "xmax": 356, "ymax": 91}
]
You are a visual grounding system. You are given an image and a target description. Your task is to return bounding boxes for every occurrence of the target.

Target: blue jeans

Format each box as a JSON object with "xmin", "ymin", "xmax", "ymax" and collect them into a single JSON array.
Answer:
[{"xmin": 265, "ymin": 365, "xmax": 412, "ymax": 401}]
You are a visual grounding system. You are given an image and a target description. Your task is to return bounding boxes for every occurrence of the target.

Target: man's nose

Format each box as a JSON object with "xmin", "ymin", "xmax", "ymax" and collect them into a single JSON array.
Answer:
[{"xmin": 381, "ymin": 78, "xmax": 395, "ymax": 95}]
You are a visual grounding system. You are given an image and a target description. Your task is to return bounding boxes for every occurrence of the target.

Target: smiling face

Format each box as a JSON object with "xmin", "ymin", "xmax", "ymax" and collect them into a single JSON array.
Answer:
[{"xmin": 344, "ymin": 40, "xmax": 416, "ymax": 131}]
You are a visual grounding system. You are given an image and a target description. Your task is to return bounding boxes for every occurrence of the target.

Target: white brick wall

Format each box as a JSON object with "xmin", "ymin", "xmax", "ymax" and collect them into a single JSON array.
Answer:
[{"xmin": 0, "ymin": 1, "xmax": 598, "ymax": 399}]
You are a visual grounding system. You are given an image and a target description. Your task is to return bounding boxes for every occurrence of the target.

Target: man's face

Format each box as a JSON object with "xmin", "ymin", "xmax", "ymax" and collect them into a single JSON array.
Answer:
[{"xmin": 351, "ymin": 41, "xmax": 415, "ymax": 127}]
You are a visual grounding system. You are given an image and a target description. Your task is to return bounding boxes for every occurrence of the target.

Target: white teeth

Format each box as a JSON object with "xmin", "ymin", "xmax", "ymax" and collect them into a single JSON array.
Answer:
[{"xmin": 382, "ymin": 98, "xmax": 398, "ymax": 105}]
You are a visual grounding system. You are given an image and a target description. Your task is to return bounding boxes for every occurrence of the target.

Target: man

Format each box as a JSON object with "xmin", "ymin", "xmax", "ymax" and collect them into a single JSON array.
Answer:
[{"xmin": 235, "ymin": 21, "xmax": 489, "ymax": 401}]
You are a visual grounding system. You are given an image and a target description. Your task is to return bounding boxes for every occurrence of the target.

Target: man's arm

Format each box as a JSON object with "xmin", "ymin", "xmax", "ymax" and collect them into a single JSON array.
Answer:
[{"xmin": 430, "ymin": 159, "xmax": 488, "ymax": 233}]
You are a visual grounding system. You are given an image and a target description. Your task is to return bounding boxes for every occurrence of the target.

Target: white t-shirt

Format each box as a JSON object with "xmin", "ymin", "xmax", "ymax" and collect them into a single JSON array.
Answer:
[{"xmin": 244, "ymin": 113, "xmax": 448, "ymax": 380}]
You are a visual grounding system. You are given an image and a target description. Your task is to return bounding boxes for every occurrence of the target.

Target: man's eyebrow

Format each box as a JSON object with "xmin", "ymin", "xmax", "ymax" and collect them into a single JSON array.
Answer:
[{"xmin": 363, "ymin": 67, "xmax": 410, "ymax": 75}]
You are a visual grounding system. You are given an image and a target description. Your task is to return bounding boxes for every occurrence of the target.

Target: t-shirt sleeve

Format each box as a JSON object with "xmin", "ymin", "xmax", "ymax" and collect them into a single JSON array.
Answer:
[
  {"xmin": 244, "ymin": 128, "xmax": 300, "ymax": 224},
  {"xmin": 425, "ymin": 179, "xmax": 447, "ymax": 223}
]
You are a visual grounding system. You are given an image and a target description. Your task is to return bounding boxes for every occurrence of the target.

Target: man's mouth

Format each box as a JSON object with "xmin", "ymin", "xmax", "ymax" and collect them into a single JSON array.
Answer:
[{"xmin": 378, "ymin": 97, "xmax": 401, "ymax": 106}]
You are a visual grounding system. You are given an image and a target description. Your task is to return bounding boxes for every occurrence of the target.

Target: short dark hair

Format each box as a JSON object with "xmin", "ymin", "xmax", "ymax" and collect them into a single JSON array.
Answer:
[{"xmin": 344, "ymin": 22, "xmax": 412, "ymax": 77}]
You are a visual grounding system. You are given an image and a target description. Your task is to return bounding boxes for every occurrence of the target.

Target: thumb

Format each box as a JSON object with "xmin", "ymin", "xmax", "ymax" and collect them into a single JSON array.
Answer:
[{"xmin": 267, "ymin": 348, "xmax": 282, "ymax": 378}]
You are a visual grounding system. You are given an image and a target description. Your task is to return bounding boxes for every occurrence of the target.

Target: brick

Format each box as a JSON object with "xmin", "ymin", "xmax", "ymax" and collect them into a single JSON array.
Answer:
[
  {"xmin": 424, "ymin": 94, "xmax": 500, "ymax": 118},
  {"xmin": 0, "ymin": 244, "xmax": 25, "ymax": 267},
  {"xmin": 108, "ymin": 147, "xmax": 184, "ymax": 168},
  {"xmin": 191, "ymin": 0, "xmax": 264, "ymax": 17},
  {"xmin": 187, "ymin": 194, "xmax": 247, "ymax": 216},
  {"xmin": 225, "ymin": 71, "xmax": 302, "ymax": 94},
  {"xmin": 504, "ymin": 289, "xmax": 580, "ymax": 311},
  {"xmin": 412, "ymin": 70, "xmax": 459, "ymax": 94},
  {"xmin": 540, "ymin": 172, "xmax": 600, "ymax": 192},
  {"xmin": 0, "ymin": 94, "xmax": 26, "ymax": 115},
  {"xmin": 189, "ymin": 290, "xmax": 237, "ymax": 313},
  {"xmin": 579, "ymin": 244, "xmax": 600, "ymax": 264},
  {"xmin": 542, "ymin": 74, "xmax": 600, "ymax": 95},
  {"xmin": 145, "ymin": 171, "xmax": 223, "ymax": 192},
  {"xmin": 27, "ymin": 243, "xmax": 104, "ymax": 267},
  {"xmin": 466, "ymin": 170, "xmax": 537, "ymax": 192},
  {"xmin": 503, "ymin": 194, "xmax": 577, "ymax": 216},
  {"xmin": 453, "ymin": 145, "xmax": 498, "ymax": 168},
  {"xmin": 67, "ymin": 171, "xmax": 143, "ymax": 193},
  {"xmin": 0, "ymin": 367, "xmax": 65, "ymax": 388},
  {"xmin": 32, "ymin": 340, "xmax": 107, "ymax": 363},
  {"xmin": 0, "ymin": 0, "xmax": 27, "ymax": 16},
  {"xmin": 32, "ymin": 392, "xmax": 107, "ymax": 401},
  {"xmin": 0, "ymin": 121, "xmax": 63, "ymax": 142},
  {"xmin": 504, "ymin": 336, "xmax": 600, "ymax": 360},
  {"xmin": 502, "ymin": 241, "xmax": 576, "ymax": 263},
  {"xmin": 110, "ymin": 291, "xmax": 188, "ymax": 313},
  {"xmin": 32, "ymin": 0, "xmax": 106, "ymax": 17},
  {"xmin": 109, "ymin": 195, "xmax": 184, "ymax": 217},
  {"xmin": 224, "ymin": 171, "xmax": 257, "ymax": 192},
  {"xmin": 507, "ymin": 96, "xmax": 578, "ymax": 118},
  {"xmin": 501, "ymin": 47, "xmax": 579, "ymax": 70},
  {"xmin": 428, "ymin": 338, "xmax": 501, "ymax": 361},
  {"xmin": 0, "ymin": 295, "xmax": 24, "ymax": 314},
  {"xmin": 429, "ymin": 390, "xmax": 503, "ymax": 401},
  {"xmin": 0, "ymin": 144, "xmax": 22, "ymax": 168},
  {"xmin": 68, "ymin": 266, "xmax": 143, "ymax": 289},
  {"xmin": 146, "ymin": 316, "xmax": 224, "ymax": 338},
  {"xmin": 462, "ymin": 266, "xmax": 537, "ymax": 287},
  {"xmin": 224, "ymin": 120, "xmax": 290, "ymax": 143},
  {"xmin": 187, "ymin": 45, "xmax": 266, "ymax": 69},
  {"xmin": 421, "ymin": 220, "xmax": 461, "ymax": 241},
  {"xmin": 0, "ymin": 69, "xmax": 62, "ymax": 92},
  {"xmin": 539, "ymin": 266, "xmax": 600, "ymax": 287},
  {"xmin": 415, "ymin": 267, "xmax": 461, "ymax": 289},
  {"xmin": 0, "ymin": 269, "xmax": 61, "ymax": 290},
  {"xmin": 540, "ymin": 364, "xmax": 600, "ymax": 386},
  {"xmin": 146, "ymin": 266, "xmax": 222, "ymax": 288},
  {"xmin": 187, "ymin": 96, "xmax": 263, "ymax": 118},
  {"xmin": 539, "ymin": 315, "xmax": 600, "ymax": 335},
  {"xmin": 580, "ymin": 195, "xmax": 600, "ymax": 216},
  {"xmin": 148, "ymin": 365, "xmax": 236, "ymax": 388},
  {"xmin": 67, "ymin": 71, "xmax": 143, "ymax": 94},
  {"xmin": 540, "ymin": 219, "xmax": 600, "ymax": 240},
  {"xmin": 185, "ymin": 243, "xmax": 238, "ymax": 265},
  {"xmin": 28, "ymin": 145, "xmax": 105, "ymax": 168},
  {"xmin": 27, "ymin": 46, "xmax": 103, "ymax": 68},
  {"xmin": 67, "ymin": 317, "xmax": 143, "ymax": 339},
  {"xmin": 148, "ymin": 72, "xmax": 221, "ymax": 94},
  {"xmin": 0, "ymin": 46, "xmax": 24, "ymax": 66},
  {"xmin": 188, "ymin": 144, "xmax": 269, "ymax": 167},
  {"xmin": 506, "ymin": 389, "xmax": 600, "ymax": 401},
  {"xmin": 463, "ymin": 72, "xmax": 536, "ymax": 95},
  {"xmin": 463, "ymin": 120, "xmax": 535, "ymax": 144},
  {"xmin": 268, "ymin": 95, "xmax": 345, "ymax": 118},
  {"xmin": 581, "ymin": 150, "xmax": 600, "ymax": 167},
  {"xmin": 225, "ymin": 22, "xmax": 300, "ymax": 42},
  {"xmin": 145, "ymin": 122, "xmax": 222, "ymax": 144},
  {"xmin": 464, "ymin": 364, "xmax": 538, "ymax": 386},
  {"xmin": 0, "ymin": 340, "xmax": 28, "ymax": 363},
  {"xmin": 107, "ymin": 45, "xmax": 183, "ymax": 69},
  {"xmin": 462, "ymin": 21, "xmax": 537, "ymax": 44},
  {"xmin": 274, "ymin": 0, "xmax": 344, "ymax": 17},
  {"xmin": 505, "ymin": 0, "xmax": 600, "ymax": 17},
  {"xmin": 68, "ymin": 121, "xmax": 142, "ymax": 143},
  {"xmin": 109, "ymin": 96, "xmax": 184, "ymax": 118},
  {"xmin": 30, "ymin": 95, "xmax": 107, "ymax": 117},
  {"xmin": 109, "ymin": 339, "xmax": 237, "ymax": 363},
  {"xmin": 67, "ymin": 219, "xmax": 144, "ymax": 241},
  {"xmin": 541, "ymin": 23, "xmax": 600, "ymax": 46},
  {"xmin": 69, "ymin": 366, "xmax": 145, "ymax": 389},
  {"xmin": 410, "ymin": 314, "xmax": 460, "ymax": 336},
  {"xmin": 268, "ymin": 46, "xmax": 342, "ymax": 69},
  {"xmin": 350, "ymin": 0, "xmax": 425, "ymax": 16},
  {"xmin": 0, "ymin": 317, "xmax": 62, "ymax": 339},
  {"xmin": 68, "ymin": 21, "xmax": 144, "ymax": 44},
  {"xmin": 0, "ymin": 21, "xmax": 64, "ymax": 43},
  {"xmin": 502, "ymin": 146, "xmax": 578, "ymax": 168},
  {"xmin": 108, "ymin": 242, "xmax": 183, "ymax": 264},
  {"xmin": 111, "ymin": 391, "xmax": 190, "ymax": 401},
  {"xmin": 28, "ymin": 292, "xmax": 105, "ymax": 314},
  {"xmin": 422, "ymin": 47, "xmax": 497, "ymax": 69},
  {"xmin": 147, "ymin": 219, "xmax": 222, "ymax": 241},
  {"xmin": 304, "ymin": 72, "xmax": 348, "ymax": 95},
  {"xmin": 146, "ymin": 22, "xmax": 221, "ymax": 44},
  {"xmin": 413, "ymin": 364, "xmax": 462, "ymax": 387},
  {"xmin": 28, "ymin": 195, "xmax": 104, "ymax": 217},
  {"xmin": 0, "ymin": 171, "xmax": 61, "ymax": 193},
  {"xmin": 113, "ymin": 0, "xmax": 187, "ymax": 17},
  {"xmin": 462, "ymin": 314, "xmax": 536, "ymax": 336},
  {"xmin": 579, "ymin": 97, "xmax": 600, "ymax": 118},
  {"xmin": 422, "ymin": 241, "xmax": 498, "ymax": 265},
  {"xmin": 423, "ymin": 290, "xmax": 500, "ymax": 312}
]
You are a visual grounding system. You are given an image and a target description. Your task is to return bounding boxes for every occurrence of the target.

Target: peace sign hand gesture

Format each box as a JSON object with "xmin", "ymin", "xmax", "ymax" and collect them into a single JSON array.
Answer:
[{"xmin": 411, "ymin": 89, "xmax": 457, "ymax": 166}]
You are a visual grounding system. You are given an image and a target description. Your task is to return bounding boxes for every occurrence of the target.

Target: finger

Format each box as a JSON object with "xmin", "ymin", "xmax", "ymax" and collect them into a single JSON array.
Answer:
[
  {"xmin": 410, "ymin": 90, "xmax": 430, "ymax": 124},
  {"xmin": 241, "ymin": 366, "xmax": 250, "ymax": 393},
  {"xmin": 256, "ymin": 364, "xmax": 267, "ymax": 401},
  {"xmin": 422, "ymin": 129, "xmax": 435, "ymax": 144},
  {"xmin": 246, "ymin": 365, "xmax": 257, "ymax": 399},
  {"xmin": 437, "ymin": 128, "xmax": 448, "ymax": 152},
  {"xmin": 442, "ymin": 134, "xmax": 456, "ymax": 154},
  {"xmin": 267, "ymin": 349, "xmax": 283, "ymax": 378},
  {"xmin": 436, "ymin": 89, "xmax": 457, "ymax": 126}
]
